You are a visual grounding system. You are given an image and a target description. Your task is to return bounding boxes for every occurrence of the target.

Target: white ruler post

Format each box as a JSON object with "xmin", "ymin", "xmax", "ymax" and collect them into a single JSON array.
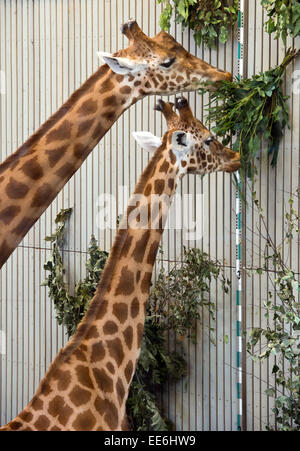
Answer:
[{"xmin": 236, "ymin": 0, "xmax": 244, "ymax": 432}]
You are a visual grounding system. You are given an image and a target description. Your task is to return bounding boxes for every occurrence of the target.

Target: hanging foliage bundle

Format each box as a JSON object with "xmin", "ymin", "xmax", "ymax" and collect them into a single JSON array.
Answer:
[
  {"xmin": 261, "ymin": 0, "xmax": 300, "ymax": 44},
  {"xmin": 199, "ymin": 48, "xmax": 299, "ymax": 178},
  {"xmin": 158, "ymin": 0, "xmax": 239, "ymax": 49},
  {"xmin": 43, "ymin": 208, "xmax": 109, "ymax": 336}
]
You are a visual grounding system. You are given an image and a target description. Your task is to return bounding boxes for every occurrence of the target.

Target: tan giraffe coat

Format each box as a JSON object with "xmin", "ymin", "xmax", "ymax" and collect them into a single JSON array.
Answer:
[
  {"xmin": 0, "ymin": 98, "xmax": 240, "ymax": 431},
  {"xmin": 0, "ymin": 20, "xmax": 232, "ymax": 268}
]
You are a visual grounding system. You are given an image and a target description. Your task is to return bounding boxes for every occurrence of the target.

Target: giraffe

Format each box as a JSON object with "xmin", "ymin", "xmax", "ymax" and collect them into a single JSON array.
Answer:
[
  {"xmin": 0, "ymin": 97, "xmax": 240, "ymax": 431},
  {"xmin": 0, "ymin": 19, "xmax": 232, "ymax": 269}
]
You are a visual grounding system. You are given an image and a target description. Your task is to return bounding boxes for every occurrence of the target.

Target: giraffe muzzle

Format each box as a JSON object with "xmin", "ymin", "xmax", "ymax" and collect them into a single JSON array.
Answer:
[{"xmin": 224, "ymin": 153, "xmax": 241, "ymax": 173}]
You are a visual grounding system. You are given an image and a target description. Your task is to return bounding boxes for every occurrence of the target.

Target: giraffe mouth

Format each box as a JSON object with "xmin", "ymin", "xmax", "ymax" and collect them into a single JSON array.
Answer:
[{"xmin": 224, "ymin": 159, "xmax": 241, "ymax": 173}]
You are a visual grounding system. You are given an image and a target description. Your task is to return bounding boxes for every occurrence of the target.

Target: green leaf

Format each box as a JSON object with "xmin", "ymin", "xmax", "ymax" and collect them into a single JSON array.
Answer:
[
  {"xmin": 158, "ymin": 0, "xmax": 239, "ymax": 49},
  {"xmin": 265, "ymin": 388, "xmax": 276, "ymax": 397}
]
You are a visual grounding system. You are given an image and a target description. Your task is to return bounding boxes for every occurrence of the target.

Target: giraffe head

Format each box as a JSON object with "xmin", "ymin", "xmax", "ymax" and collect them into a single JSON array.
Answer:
[
  {"xmin": 97, "ymin": 20, "xmax": 232, "ymax": 97},
  {"xmin": 133, "ymin": 97, "xmax": 240, "ymax": 176}
]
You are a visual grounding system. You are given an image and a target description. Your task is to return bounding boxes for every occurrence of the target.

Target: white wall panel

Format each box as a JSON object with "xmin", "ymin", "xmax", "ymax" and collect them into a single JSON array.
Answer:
[{"xmin": 0, "ymin": 0, "xmax": 298, "ymax": 431}]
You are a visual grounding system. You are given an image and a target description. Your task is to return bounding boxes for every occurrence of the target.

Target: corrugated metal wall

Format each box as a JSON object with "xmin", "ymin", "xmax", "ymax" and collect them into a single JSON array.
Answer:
[
  {"xmin": 0, "ymin": 0, "xmax": 299, "ymax": 431},
  {"xmin": 244, "ymin": 2, "xmax": 300, "ymax": 431}
]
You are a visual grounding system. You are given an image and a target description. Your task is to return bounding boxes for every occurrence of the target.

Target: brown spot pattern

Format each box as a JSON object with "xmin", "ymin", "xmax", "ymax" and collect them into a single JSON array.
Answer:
[
  {"xmin": 141, "ymin": 272, "xmax": 152, "ymax": 294},
  {"xmin": 31, "ymin": 396, "xmax": 43, "ymax": 411},
  {"xmin": 116, "ymin": 378, "xmax": 125, "ymax": 406},
  {"xmin": 120, "ymin": 86, "xmax": 131, "ymax": 95},
  {"xmin": 123, "ymin": 326, "xmax": 133, "ymax": 350},
  {"xmin": 19, "ymin": 410, "xmax": 33, "ymax": 422},
  {"xmin": 94, "ymin": 397, "xmax": 119, "ymax": 430},
  {"xmin": 85, "ymin": 325, "xmax": 99, "ymax": 340},
  {"xmin": 103, "ymin": 110, "xmax": 116, "ymax": 122},
  {"xmin": 169, "ymin": 149, "xmax": 176, "ymax": 165},
  {"xmin": 132, "ymin": 230, "xmax": 150, "ymax": 263},
  {"xmin": 31, "ymin": 183, "xmax": 53, "ymax": 208},
  {"xmin": 107, "ymin": 337, "xmax": 124, "ymax": 367},
  {"xmin": 77, "ymin": 118, "xmax": 95, "ymax": 137},
  {"xmin": 9, "ymin": 421, "xmax": 22, "ymax": 430},
  {"xmin": 90, "ymin": 341, "xmax": 106, "ymax": 362},
  {"xmin": 103, "ymin": 95, "xmax": 118, "ymax": 107},
  {"xmin": 120, "ymin": 235, "xmax": 133, "ymax": 258},
  {"xmin": 48, "ymin": 395, "xmax": 73, "ymax": 426},
  {"xmin": 137, "ymin": 323, "xmax": 144, "ymax": 348},
  {"xmin": 20, "ymin": 157, "xmax": 43, "ymax": 180},
  {"xmin": 46, "ymin": 145, "xmax": 68, "ymax": 168},
  {"xmin": 125, "ymin": 360, "xmax": 134, "ymax": 384},
  {"xmin": 73, "ymin": 348, "xmax": 87, "ymax": 362},
  {"xmin": 72, "ymin": 410, "xmax": 96, "ymax": 431},
  {"xmin": 112, "ymin": 303, "xmax": 128, "ymax": 324},
  {"xmin": 131, "ymin": 298, "xmax": 140, "ymax": 319},
  {"xmin": 115, "ymin": 266, "xmax": 134, "ymax": 296},
  {"xmin": 160, "ymin": 160, "xmax": 170, "ymax": 173},
  {"xmin": 34, "ymin": 415, "xmax": 50, "ymax": 431},
  {"xmin": 69, "ymin": 386, "xmax": 92, "ymax": 407},
  {"xmin": 75, "ymin": 365, "xmax": 94, "ymax": 389},
  {"xmin": 77, "ymin": 99, "xmax": 98, "ymax": 115},
  {"xmin": 96, "ymin": 300, "xmax": 108, "ymax": 320},
  {"xmin": 6, "ymin": 177, "xmax": 29, "ymax": 199},
  {"xmin": 99, "ymin": 78, "xmax": 114, "ymax": 93},
  {"xmin": 51, "ymin": 369, "xmax": 72, "ymax": 391},
  {"xmin": 0, "ymin": 241, "xmax": 13, "ymax": 267},
  {"xmin": 145, "ymin": 183, "xmax": 152, "ymax": 197},
  {"xmin": 147, "ymin": 241, "xmax": 159, "ymax": 265},
  {"xmin": 55, "ymin": 162, "xmax": 76, "ymax": 179},
  {"xmin": 92, "ymin": 122, "xmax": 105, "ymax": 140},
  {"xmin": 46, "ymin": 120, "xmax": 72, "ymax": 143},
  {"xmin": 103, "ymin": 320, "xmax": 118, "ymax": 335},
  {"xmin": 106, "ymin": 362, "xmax": 115, "ymax": 374},
  {"xmin": 93, "ymin": 368, "xmax": 114, "ymax": 393},
  {"xmin": 154, "ymin": 179, "xmax": 165, "ymax": 195},
  {"xmin": 40, "ymin": 381, "xmax": 52, "ymax": 396},
  {"xmin": 73, "ymin": 143, "xmax": 89, "ymax": 159},
  {"xmin": 12, "ymin": 217, "xmax": 33, "ymax": 236},
  {"xmin": 0, "ymin": 206, "xmax": 21, "ymax": 225},
  {"xmin": 168, "ymin": 178, "xmax": 174, "ymax": 191}
]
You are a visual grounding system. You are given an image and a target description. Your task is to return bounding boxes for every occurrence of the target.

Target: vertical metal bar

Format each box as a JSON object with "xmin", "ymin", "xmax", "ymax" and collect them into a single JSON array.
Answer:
[{"xmin": 236, "ymin": 0, "xmax": 244, "ymax": 432}]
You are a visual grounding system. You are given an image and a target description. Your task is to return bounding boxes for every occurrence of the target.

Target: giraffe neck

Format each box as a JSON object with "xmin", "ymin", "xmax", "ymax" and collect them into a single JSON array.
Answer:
[
  {"xmin": 1, "ymin": 145, "xmax": 179, "ymax": 431},
  {"xmin": 0, "ymin": 65, "xmax": 139, "ymax": 268}
]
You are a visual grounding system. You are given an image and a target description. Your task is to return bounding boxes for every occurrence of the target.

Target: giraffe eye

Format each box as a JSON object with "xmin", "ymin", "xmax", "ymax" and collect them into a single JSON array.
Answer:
[
  {"xmin": 204, "ymin": 137, "xmax": 214, "ymax": 146},
  {"xmin": 160, "ymin": 57, "xmax": 176, "ymax": 68},
  {"xmin": 176, "ymin": 133, "xmax": 187, "ymax": 147}
]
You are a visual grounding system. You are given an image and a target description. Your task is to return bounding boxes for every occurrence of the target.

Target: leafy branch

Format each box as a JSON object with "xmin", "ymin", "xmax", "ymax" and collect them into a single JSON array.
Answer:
[
  {"xmin": 199, "ymin": 48, "xmax": 299, "ymax": 179},
  {"xmin": 149, "ymin": 247, "xmax": 230, "ymax": 344},
  {"xmin": 158, "ymin": 0, "xmax": 239, "ymax": 49},
  {"xmin": 43, "ymin": 208, "xmax": 108, "ymax": 336},
  {"xmin": 262, "ymin": 0, "xmax": 300, "ymax": 44}
]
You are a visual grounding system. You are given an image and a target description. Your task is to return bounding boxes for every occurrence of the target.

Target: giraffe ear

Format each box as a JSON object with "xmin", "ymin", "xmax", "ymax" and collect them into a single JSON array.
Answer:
[
  {"xmin": 132, "ymin": 131, "xmax": 162, "ymax": 153},
  {"xmin": 97, "ymin": 52, "xmax": 148, "ymax": 75}
]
